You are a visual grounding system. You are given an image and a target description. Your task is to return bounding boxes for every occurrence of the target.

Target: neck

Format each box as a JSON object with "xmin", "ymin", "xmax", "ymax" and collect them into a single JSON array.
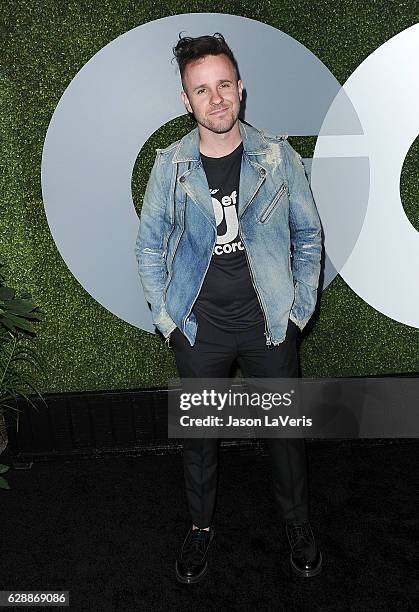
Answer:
[{"xmin": 198, "ymin": 122, "xmax": 242, "ymax": 158}]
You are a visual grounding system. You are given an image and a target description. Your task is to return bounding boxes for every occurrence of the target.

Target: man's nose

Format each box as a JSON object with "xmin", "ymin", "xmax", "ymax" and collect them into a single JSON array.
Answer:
[{"xmin": 209, "ymin": 88, "xmax": 223, "ymax": 105}]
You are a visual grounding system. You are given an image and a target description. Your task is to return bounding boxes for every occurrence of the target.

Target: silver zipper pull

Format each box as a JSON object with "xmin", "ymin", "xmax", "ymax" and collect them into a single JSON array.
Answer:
[
  {"xmin": 165, "ymin": 336, "xmax": 172, "ymax": 348},
  {"xmin": 264, "ymin": 333, "xmax": 272, "ymax": 347}
]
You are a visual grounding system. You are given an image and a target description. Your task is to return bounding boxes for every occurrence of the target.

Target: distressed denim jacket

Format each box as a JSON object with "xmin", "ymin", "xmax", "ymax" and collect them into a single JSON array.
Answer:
[{"xmin": 135, "ymin": 120, "xmax": 322, "ymax": 347}]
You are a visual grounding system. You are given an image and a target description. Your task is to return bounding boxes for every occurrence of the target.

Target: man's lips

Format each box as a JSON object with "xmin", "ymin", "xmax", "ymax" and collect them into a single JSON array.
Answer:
[{"xmin": 209, "ymin": 107, "xmax": 229, "ymax": 115}]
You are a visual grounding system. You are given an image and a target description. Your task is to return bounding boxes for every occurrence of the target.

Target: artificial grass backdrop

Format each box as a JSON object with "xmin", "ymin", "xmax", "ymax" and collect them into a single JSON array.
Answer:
[{"xmin": 1, "ymin": 1, "xmax": 418, "ymax": 393}]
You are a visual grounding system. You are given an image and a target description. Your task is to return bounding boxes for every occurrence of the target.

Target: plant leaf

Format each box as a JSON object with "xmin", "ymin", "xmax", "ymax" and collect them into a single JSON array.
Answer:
[
  {"xmin": 2, "ymin": 315, "xmax": 37, "ymax": 333},
  {"xmin": 0, "ymin": 318, "xmax": 16, "ymax": 332}
]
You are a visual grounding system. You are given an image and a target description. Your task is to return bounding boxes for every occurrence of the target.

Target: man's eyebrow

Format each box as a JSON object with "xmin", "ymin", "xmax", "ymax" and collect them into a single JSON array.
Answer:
[{"xmin": 193, "ymin": 79, "xmax": 233, "ymax": 92}]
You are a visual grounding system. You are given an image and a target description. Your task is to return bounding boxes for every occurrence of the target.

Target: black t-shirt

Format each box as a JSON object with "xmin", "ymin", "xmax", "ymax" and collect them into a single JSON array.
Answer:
[{"xmin": 193, "ymin": 142, "xmax": 264, "ymax": 329}]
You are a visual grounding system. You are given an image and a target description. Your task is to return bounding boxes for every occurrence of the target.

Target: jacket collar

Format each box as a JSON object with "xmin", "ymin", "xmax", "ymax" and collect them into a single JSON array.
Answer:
[{"xmin": 172, "ymin": 119, "xmax": 271, "ymax": 163}]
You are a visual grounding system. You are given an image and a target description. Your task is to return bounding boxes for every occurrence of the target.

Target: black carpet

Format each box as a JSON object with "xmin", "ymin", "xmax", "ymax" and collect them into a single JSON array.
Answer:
[{"xmin": 1, "ymin": 441, "xmax": 417, "ymax": 611}]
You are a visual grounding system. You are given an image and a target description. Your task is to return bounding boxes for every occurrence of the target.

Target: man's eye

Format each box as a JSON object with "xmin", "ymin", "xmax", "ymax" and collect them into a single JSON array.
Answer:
[
  {"xmin": 197, "ymin": 89, "xmax": 205, "ymax": 94},
  {"xmin": 220, "ymin": 83, "xmax": 230, "ymax": 88}
]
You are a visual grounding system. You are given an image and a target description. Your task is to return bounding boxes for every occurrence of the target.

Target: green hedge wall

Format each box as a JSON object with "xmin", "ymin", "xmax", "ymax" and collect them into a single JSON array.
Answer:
[{"xmin": 1, "ymin": 1, "xmax": 418, "ymax": 393}]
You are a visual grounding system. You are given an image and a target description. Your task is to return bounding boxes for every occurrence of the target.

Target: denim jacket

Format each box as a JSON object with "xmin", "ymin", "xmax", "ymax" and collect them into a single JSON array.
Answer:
[{"xmin": 135, "ymin": 120, "xmax": 322, "ymax": 347}]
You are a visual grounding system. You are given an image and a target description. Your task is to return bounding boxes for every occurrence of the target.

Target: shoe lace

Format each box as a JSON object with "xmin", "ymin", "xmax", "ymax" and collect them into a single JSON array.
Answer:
[
  {"xmin": 287, "ymin": 522, "xmax": 312, "ymax": 552},
  {"xmin": 183, "ymin": 529, "xmax": 210, "ymax": 565}
]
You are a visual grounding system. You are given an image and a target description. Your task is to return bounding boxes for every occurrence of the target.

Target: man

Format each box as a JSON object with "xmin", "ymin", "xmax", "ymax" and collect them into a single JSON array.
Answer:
[{"xmin": 135, "ymin": 33, "xmax": 323, "ymax": 583}]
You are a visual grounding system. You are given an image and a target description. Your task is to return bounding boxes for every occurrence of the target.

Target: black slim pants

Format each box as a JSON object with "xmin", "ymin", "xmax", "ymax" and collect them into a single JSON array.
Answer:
[{"xmin": 171, "ymin": 314, "xmax": 309, "ymax": 529}]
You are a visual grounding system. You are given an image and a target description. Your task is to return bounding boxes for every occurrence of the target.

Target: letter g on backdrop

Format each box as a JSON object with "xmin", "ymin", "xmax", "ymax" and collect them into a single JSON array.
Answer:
[{"xmin": 41, "ymin": 14, "xmax": 419, "ymax": 332}]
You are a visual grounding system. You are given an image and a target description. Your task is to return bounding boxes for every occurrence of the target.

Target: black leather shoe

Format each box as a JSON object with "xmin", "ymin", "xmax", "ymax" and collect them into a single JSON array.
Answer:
[
  {"xmin": 286, "ymin": 521, "xmax": 323, "ymax": 577},
  {"xmin": 175, "ymin": 527, "xmax": 215, "ymax": 584}
]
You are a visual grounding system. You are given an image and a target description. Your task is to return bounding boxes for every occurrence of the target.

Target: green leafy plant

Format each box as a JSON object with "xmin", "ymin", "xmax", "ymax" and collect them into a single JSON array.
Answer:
[
  {"xmin": 0, "ymin": 257, "xmax": 46, "ymax": 488},
  {"xmin": 0, "ymin": 330, "xmax": 46, "ymax": 424}
]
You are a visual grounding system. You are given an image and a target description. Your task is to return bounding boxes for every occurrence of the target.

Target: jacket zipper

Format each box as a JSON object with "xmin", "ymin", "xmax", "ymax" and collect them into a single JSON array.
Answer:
[
  {"xmin": 239, "ymin": 165, "xmax": 266, "ymax": 220},
  {"xmin": 163, "ymin": 166, "xmax": 190, "ymax": 303},
  {"xmin": 163, "ymin": 212, "xmax": 185, "ymax": 314},
  {"xmin": 180, "ymin": 160, "xmax": 217, "ymax": 337},
  {"xmin": 163, "ymin": 177, "xmax": 187, "ymax": 350},
  {"xmin": 163, "ymin": 228, "xmax": 180, "ymax": 348},
  {"xmin": 182, "ymin": 229, "xmax": 217, "ymax": 333},
  {"xmin": 163, "ymin": 226, "xmax": 175, "ymax": 269},
  {"xmin": 259, "ymin": 182, "xmax": 287, "ymax": 223},
  {"xmin": 162, "ymin": 162, "xmax": 180, "ymax": 259},
  {"xmin": 238, "ymin": 228, "xmax": 273, "ymax": 347}
]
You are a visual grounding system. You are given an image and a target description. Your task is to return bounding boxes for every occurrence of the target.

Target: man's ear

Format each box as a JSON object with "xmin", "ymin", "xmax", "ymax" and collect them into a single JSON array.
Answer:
[
  {"xmin": 181, "ymin": 90, "xmax": 193, "ymax": 114},
  {"xmin": 237, "ymin": 79, "xmax": 243, "ymax": 102}
]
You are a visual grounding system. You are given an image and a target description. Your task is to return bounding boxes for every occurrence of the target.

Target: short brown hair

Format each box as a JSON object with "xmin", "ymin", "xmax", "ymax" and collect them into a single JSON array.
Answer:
[{"xmin": 172, "ymin": 32, "xmax": 240, "ymax": 90}]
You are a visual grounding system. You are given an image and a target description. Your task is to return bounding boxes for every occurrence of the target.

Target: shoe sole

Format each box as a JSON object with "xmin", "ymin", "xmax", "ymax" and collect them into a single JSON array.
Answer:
[
  {"xmin": 290, "ymin": 551, "xmax": 323, "ymax": 578},
  {"xmin": 175, "ymin": 560, "xmax": 208, "ymax": 584}
]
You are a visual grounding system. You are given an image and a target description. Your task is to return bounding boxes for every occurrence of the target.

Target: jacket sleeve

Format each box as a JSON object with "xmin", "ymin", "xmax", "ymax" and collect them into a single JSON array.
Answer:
[
  {"xmin": 282, "ymin": 139, "xmax": 322, "ymax": 330},
  {"xmin": 134, "ymin": 151, "xmax": 177, "ymax": 338}
]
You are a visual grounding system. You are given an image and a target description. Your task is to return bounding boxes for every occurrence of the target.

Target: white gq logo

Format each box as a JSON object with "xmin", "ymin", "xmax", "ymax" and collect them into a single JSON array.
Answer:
[{"xmin": 41, "ymin": 15, "xmax": 419, "ymax": 332}]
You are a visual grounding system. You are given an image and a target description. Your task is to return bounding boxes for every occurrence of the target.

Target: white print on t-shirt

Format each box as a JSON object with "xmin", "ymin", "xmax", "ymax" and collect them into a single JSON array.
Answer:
[{"xmin": 210, "ymin": 189, "xmax": 244, "ymax": 256}]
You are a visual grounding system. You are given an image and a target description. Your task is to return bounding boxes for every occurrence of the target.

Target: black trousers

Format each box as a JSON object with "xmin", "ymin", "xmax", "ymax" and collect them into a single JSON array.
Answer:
[{"xmin": 171, "ymin": 314, "xmax": 309, "ymax": 529}]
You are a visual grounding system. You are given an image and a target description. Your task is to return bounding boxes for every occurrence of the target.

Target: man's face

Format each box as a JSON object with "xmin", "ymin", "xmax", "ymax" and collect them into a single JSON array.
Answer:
[{"xmin": 181, "ymin": 53, "xmax": 243, "ymax": 135}]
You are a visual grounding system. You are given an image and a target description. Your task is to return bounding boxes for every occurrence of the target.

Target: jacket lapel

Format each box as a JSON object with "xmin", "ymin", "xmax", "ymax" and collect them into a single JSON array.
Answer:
[
  {"xmin": 172, "ymin": 128, "xmax": 216, "ymax": 227},
  {"xmin": 237, "ymin": 153, "xmax": 267, "ymax": 219},
  {"xmin": 178, "ymin": 163, "xmax": 216, "ymax": 228}
]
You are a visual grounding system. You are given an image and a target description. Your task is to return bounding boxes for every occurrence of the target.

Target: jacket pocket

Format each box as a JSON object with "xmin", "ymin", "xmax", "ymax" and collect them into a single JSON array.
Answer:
[{"xmin": 259, "ymin": 181, "xmax": 287, "ymax": 223}]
